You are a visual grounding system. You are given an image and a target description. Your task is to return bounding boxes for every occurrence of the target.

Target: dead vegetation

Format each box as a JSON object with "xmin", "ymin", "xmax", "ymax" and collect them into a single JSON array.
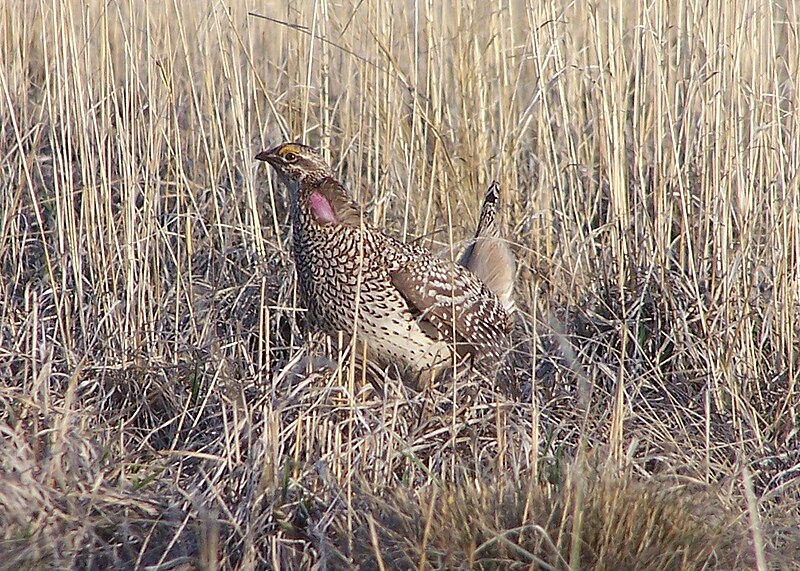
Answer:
[{"xmin": 1, "ymin": 0, "xmax": 799, "ymax": 569}]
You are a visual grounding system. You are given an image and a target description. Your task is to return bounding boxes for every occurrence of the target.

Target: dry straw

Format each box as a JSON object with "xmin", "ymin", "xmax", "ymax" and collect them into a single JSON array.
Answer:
[{"xmin": 1, "ymin": 0, "xmax": 798, "ymax": 568}]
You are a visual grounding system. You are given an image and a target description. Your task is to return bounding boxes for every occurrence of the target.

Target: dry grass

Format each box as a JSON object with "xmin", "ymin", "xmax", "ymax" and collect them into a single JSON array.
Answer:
[{"xmin": 1, "ymin": 0, "xmax": 799, "ymax": 569}]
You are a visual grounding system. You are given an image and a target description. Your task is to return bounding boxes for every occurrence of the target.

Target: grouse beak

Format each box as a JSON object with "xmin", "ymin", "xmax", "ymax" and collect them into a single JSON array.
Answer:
[{"xmin": 254, "ymin": 146, "xmax": 281, "ymax": 166}]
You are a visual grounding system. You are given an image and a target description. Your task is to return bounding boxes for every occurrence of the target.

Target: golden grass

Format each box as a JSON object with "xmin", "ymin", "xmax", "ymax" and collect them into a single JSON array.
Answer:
[{"xmin": 1, "ymin": 0, "xmax": 798, "ymax": 569}]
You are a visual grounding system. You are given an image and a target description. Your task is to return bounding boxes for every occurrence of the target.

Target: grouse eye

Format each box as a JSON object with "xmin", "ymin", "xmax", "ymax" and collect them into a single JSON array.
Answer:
[{"xmin": 283, "ymin": 152, "xmax": 297, "ymax": 162}]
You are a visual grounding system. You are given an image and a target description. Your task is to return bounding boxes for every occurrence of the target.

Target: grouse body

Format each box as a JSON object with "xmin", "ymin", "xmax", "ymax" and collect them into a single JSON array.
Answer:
[{"xmin": 256, "ymin": 142, "xmax": 514, "ymax": 384}]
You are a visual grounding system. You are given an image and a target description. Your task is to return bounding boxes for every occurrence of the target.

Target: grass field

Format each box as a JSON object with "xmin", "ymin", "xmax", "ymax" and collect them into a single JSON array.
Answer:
[{"xmin": 1, "ymin": 0, "xmax": 799, "ymax": 569}]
